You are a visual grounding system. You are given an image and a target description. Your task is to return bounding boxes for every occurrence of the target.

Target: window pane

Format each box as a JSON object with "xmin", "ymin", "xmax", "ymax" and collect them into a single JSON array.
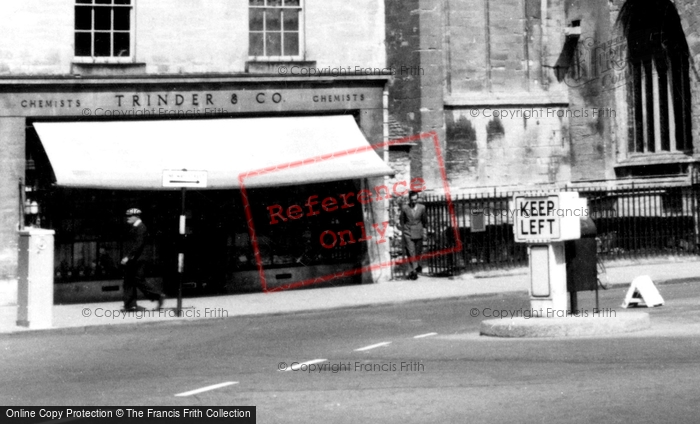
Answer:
[
  {"xmin": 284, "ymin": 0, "xmax": 300, "ymax": 6},
  {"xmin": 266, "ymin": 8, "xmax": 281, "ymax": 31},
  {"xmin": 94, "ymin": 32, "xmax": 111, "ymax": 56},
  {"xmin": 94, "ymin": 7, "xmax": 111, "ymax": 30},
  {"xmin": 114, "ymin": 32, "xmax": 130, "ymax": 56},
  {"xmin": 657, "ymin": 65, "xmax": 670, "ymax": 151},
  {"xmin": 113, "ymin": 7, "xmax": 130, "ymax": 30},
  {"xmin": 249, "ymin": 0, "xmax": 265, "ymax": 5},
  {"xmin": 114, "ymin": 0, "xmax": 131, "ymax": 4},
  {"xmin": 249, "ymin": 8, "xmax": 264, "ymax": 31},
  {"xmin": 643, "ymin": 59, "xmax": 655, "ymax": 152},
  {"xmin": 283, "ymin": 32, "xmax": 298, "ymax": 56},
  {"xmin": 95, "ymin": 0, "xmax": 111, "ymax": 4},
  {"xmin": 75, "ymin": 6, "xmax": 92, "ymax": 30},
  {"xmin": 249, "ymin": 33, "xmax": 264, "ymax": 56},
  {"xmin": 266, "ymin": 32, "xmax": 281, "ymax": 56},
  {"xmin": 632, "ymin": 62, "xmax": 644, "ymax": 153},
  {"xmin": 283, "ymin": 9, "xmax": 298, "ymax": 31},
  {"xmin": 268, "ymin": 0, "xmax": 283, "ymax": 6},
  {"xmin": 75, "ymin": 33, "xmax": 92, "ymax": 56},
  {"xmin": 76, "ymin": 0, "xmax": 92, "ymax": 4}
]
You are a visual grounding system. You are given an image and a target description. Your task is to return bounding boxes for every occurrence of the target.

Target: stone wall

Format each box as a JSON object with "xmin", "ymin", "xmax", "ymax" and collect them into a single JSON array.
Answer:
[
  {"xmin": 0, "ymin": 118, "xmax": 25, "ymax": 305},
  {"xmin": 608, "ymin": 0, "xmax": 700, "ymax": 167},
  {"xmin": 446, "ymin": 108, "xmax": 571, "ymax": 188},
  {"xmin": 0, "ymin": 0, "xmax": 386, "ymax": 75},
  {"xmin": 563, "ymin": 0, "xmax": 615, "ymax": 181},
  {"xmin": 442, "ymin": 0, "xmax": 574, "ymax": 190},
  {"xmin": 385, "ymin": 0, "xmax": 422, "ymax": 139}
]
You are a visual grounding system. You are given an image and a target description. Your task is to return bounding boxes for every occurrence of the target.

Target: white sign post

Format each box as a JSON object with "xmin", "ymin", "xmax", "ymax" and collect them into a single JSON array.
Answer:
[
  {"xmin": 162, "ymin": 170, "xmax": 208, "ymax": 188},
  {"xmin": 163, "ymin": 170, "xmax": 208, "ymax": 316},
  {"xmin": 514, "ymin": 192, "xmax": 584, "ymax": 317}
]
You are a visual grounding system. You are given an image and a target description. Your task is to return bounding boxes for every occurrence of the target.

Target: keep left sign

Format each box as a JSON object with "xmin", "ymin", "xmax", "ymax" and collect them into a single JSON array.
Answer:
[{"xmin": 514, "ymin": 192, "xmax": 583, "ymax": 243}]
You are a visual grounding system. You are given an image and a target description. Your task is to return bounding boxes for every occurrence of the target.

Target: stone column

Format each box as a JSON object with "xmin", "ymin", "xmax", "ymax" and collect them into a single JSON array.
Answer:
[{"xmin": 0, "ymin": 117, "xmax": 26, "ymax": 327}]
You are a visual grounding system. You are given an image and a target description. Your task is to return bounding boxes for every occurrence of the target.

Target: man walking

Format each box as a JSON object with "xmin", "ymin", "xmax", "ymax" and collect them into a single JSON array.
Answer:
[
  {"xmin": 122, "ymin": 208, "xmax": 165, "ymax": 311},
  {"xmin": 400, "ymin": 191, "xmax": 428, "ymax": 280}
]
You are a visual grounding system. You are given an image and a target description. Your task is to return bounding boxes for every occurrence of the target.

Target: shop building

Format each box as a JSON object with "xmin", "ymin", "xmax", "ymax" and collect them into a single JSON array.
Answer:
[{"xmin": 0, "ymin": 0, "xmax": 393, "ymax": 315}]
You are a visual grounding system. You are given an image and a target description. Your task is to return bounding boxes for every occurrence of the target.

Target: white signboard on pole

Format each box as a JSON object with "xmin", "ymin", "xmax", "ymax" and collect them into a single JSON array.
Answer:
[
  {"xmin": 162, "ymin": 170, "xmax": 208, "ymax": 188},
  {"xmin": 513, "ymin": 192, "xmax": 583, "ymax": 243}
]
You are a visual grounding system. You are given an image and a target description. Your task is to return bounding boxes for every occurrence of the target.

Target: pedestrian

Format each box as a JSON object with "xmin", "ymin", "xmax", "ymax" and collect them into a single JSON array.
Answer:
[
  {"xmin": 121, "ymin": 208, "xmax": 166, "ymax": 311},
  {"xmin": 400, "ymin": 191, "xmax": 428, "ymax": 280}
]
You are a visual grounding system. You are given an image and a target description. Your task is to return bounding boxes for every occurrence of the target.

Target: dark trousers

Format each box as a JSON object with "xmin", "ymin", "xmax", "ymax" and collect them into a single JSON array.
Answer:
[
  {"xmin": 123, "ymin": 261, "xmax": 162, "ymax": 309},
  {"xmin": 403, "ymin": 235, "xmax": 424, "ymax": 272}
]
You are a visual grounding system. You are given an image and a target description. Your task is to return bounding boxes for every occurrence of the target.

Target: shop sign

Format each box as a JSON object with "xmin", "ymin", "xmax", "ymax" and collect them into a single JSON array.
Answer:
[
  {"xmin": 162, "ymin": 170, "xmax": 208, "ymax": 188},
  {"xmin": 513, "ymin": 193, "xmax": 583, "ymax": 243}
]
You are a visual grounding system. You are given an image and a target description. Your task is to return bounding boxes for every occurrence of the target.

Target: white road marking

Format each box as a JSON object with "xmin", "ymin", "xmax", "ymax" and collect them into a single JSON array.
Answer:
[
  {"xmin": 175, "ymin": 381, "xmax": 238, "ymax": 397},
  {"xmin": 413, "ymin": 332, "xmax": 438, "ymax": 339},
  {"xmin": 281, "ymin": 359, "xmax": 328, "ymax": 371},
  {"xmin": 354, "ymin": 342, "xmax": 392, "ymax": 352}
]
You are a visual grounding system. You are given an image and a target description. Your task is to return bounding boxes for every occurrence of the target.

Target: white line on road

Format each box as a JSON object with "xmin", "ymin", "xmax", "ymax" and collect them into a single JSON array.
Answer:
[
  {"xmin": 175, "ymin": 381, "xmax": 239, "ymax": 397},
  {"xmin": 413, "ymin": 332, "xmax": 438, "ymax": 339},
  {"xmin": 281, "ymin": 359, "xmax": 328, "ymax": 371},
  {"xmin": 354, "ymin": 342, "xmax": 392, "ymax": 352}
]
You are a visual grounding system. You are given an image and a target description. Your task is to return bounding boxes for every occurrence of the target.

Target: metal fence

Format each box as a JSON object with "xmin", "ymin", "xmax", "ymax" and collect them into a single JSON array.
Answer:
[{"xmin": 393, "ymin": 183, "xmax": 700, "ymax": 277}]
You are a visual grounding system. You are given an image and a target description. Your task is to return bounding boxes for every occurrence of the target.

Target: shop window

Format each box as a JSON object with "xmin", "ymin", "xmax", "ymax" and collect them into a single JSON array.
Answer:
[
  {"xmin": 27, "ymin": 124, "xmax": 365, "ymax": 289},
  {"xmin": 74, "ymin": 0, "xmax": 133, "ymax": 62},
  {"xmin": 619, "ymin": 0, "xmax": 692, "ymax": 154},
  {"xmin": 249, "ymin": 0, "xmax": 302, "ymax": 59},
  {"xmin": 239, "ymin": 181, "xmax": 364, "ymax": 270}
]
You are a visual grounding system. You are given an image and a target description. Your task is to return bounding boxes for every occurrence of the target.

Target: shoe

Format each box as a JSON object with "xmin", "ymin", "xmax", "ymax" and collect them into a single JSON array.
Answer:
[
  {"xmin": 416, "ymin": 266, "xmax": 422, "ymax": 274},
  {"xmin": 122, "ymin": 305, "xmax": 146, "ymax": 312},
  {"xmin": 409, "ymin": 271, "xmax": 418, "ymax": 280},
  {"xmin": 156, "ymin": 294, "xmax": 166, "ymax": 310}
]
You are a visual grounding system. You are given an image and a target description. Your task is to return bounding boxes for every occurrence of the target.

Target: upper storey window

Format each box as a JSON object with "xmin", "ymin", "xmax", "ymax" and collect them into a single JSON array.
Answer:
[
  {"xmin": 74, "ymin": 0, "xmax": 133, "ymax": 62},
  {"xmin": 249, "ymin": 0, "xmax": 302, "ymax": 59},
  {"xmin": 619, "ymin": 0, "xmax": 693, "ymax": 154}
]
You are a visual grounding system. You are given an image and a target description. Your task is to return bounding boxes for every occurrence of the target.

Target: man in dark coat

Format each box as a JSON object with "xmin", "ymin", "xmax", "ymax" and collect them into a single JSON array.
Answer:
[
  {"xmin": 400, "ymin": 191, "xmax": 428, "ymax": 280},
  {"xmin": 122, "ymin": 208, "xmax": 165, "ymax": 311}
]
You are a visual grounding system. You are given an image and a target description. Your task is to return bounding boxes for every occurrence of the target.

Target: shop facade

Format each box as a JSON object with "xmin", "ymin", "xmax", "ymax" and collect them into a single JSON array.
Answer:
[{"xmin": 0, "ymin": 75, "xmax": 393, "ymax": 306}]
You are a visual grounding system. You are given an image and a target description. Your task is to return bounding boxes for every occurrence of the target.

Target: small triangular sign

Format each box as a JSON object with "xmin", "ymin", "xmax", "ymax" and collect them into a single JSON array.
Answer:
[{"xmin": 621, "ymin": 275, "xmax": 664, "ymax": 308}]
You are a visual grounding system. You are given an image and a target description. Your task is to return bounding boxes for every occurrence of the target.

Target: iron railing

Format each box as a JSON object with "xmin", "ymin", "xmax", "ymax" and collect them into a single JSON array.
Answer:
[{"xmin": 389, "ymin": 182, "xmax": 700, "ymax": 277}]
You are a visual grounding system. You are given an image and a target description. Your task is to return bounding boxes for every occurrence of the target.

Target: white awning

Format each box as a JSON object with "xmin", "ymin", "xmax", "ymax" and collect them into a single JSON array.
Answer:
[{"xmin": 33, "ymin": 115, "xmax": 393, "ymax": 190}]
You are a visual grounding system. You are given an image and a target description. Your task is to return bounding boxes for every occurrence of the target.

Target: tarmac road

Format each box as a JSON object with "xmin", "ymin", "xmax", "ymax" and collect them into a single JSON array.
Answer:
[{"xmin": 1, "ymin": 281, "xmax": 699, "ymax": 424}]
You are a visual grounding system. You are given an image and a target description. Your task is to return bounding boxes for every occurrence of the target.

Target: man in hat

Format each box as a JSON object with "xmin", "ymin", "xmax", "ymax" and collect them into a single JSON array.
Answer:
[{"xmin": 121, "ymin": 208, "xmax": 165, "ymax": 311}]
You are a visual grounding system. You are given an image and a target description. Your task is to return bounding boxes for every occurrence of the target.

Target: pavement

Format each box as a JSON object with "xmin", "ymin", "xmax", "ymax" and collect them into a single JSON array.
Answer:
[{"xmin": 1, "ymin": 256, "xmax": 698, "ymax": 334}]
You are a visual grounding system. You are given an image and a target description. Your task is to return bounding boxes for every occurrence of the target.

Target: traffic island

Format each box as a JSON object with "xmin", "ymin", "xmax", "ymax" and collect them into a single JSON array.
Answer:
[{"xmin": 479, "ymin": 311, "xmax": 651, "ymax": 338}]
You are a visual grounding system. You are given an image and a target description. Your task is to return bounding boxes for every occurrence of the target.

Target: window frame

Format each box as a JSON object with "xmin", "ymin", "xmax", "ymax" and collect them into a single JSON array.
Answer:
[
  {"xmin": 627, "ymin": 55, "xmax": 692, "ymax": 155},
  {"xmin": 248, "ymin": 0, "xmax": 304, "ymax": 61},
  {"xmin": 619, "ymin": 0, "xmax": 693, "ymax": 158},
  {"xmin": 73, "ymin": 0, "xmax": 136, "ymax": 64}
]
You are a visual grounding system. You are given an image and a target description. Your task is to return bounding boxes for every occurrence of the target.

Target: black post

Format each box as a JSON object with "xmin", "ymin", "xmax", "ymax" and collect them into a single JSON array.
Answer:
[
  {"xmin": 177, "ymin": 187, "xmax": 186, "ymax": 317},
  {"xmin": 595, "ymin": 280, "xmax": 599, "ymax": 311},
  {"xmin": 569, "ymin": 289, "xmax": 578, "ymax": 314}
]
